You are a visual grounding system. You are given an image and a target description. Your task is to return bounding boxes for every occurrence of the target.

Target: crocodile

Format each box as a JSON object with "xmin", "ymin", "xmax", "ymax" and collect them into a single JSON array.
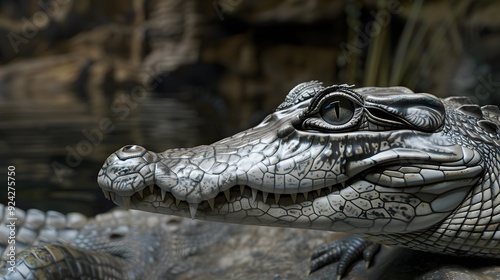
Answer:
[
  {"xmin": 0, "ymin": 204, "xmax": 228, "ymax": 279},
  {"xmin": 98, "ymin": 81, "xmax": 500, "ymax": 277}
]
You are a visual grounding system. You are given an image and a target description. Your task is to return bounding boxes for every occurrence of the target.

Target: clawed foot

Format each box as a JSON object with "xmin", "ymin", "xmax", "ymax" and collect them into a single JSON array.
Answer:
[{"xmin": 310, "ymin": 236, "xmax": 380, "ymax": 279}]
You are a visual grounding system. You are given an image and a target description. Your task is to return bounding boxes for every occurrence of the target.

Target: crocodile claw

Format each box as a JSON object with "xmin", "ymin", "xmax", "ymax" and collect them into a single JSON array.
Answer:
[{"xmin": 309, "ymin": 236, "xmax": 380, "ymax": 279}]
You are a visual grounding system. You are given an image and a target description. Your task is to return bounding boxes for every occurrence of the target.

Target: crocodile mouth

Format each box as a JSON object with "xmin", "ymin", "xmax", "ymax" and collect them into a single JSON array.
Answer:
[
  {"xmin": 103, "ymin": 182, "xmax": 346, "ymax": 219},
  {"xmin": 102, "ymin": 160, "xmax": 483, "ymax": 219}
]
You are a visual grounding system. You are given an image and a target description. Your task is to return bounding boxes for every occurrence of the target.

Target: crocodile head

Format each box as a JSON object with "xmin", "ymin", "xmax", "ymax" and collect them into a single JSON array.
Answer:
[{"xmin": 98, "ymin": 81, "xmax": 484, "ymax": 234}]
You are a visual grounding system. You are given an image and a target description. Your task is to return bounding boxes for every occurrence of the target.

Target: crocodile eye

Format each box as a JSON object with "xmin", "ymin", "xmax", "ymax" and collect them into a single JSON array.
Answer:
[
  {"xmin": 299, "ymin": 86, "xmax": 362, "ymax": 132},
  {"xmin": 320, "ymin": 96, "xmax": 354, "ymax": 125}
]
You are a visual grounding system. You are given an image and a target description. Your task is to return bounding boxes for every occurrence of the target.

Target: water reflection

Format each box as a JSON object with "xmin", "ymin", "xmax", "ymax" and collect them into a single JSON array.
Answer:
[{"xmin": 1, "ymin": 89, "xmax": 225, "ymax": 216}]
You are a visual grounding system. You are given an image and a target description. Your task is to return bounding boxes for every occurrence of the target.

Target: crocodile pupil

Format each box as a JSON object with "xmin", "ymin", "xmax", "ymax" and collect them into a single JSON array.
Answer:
[{"xmin": 320, "ymin": 96, "xmax": 354, "ymax": 125}]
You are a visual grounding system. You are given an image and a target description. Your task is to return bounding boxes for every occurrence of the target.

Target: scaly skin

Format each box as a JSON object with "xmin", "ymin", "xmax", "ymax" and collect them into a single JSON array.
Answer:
[
  {"xmin": 0, "ymin": 204, "xmax": 227, "ymax": 279},
  {"xmin": 98, "ymin": 81, "xmax": 500, "ymax": 259}
]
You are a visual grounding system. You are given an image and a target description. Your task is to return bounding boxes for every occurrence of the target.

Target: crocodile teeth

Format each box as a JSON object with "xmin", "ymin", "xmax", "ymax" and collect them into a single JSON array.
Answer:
[
  {"xmin": 208, "ymin": 199, "xmax": 215, "ymax": 210},
  {"xmin": 122, "ymin": 196, "xmax": 131, "ymax": 209},
  {"xmin": 341, "ymin": 182, "xmax": 346, "ymax": 188},
  {"xmin": 252, "ymin": 189, "xmax": 258, "ymax": 202},
  {"xmin": 275, "ymin": 194, "xmax": 281, "ymax": 204},
  {"xmin": 161, "ymin": 190, "xmax": 167, "ymax": 201},
  {"xmin": 240, "ymin": 185, "xmax": 245, "ymax": 195},
  {"xmin": 137, "ymin": 189, "xmax": 144, "ymax": 198},
  {"xmin": 262, "ymin": 192, "xmax": 269, "ymax": 203},
  {"xmin": 110, "ymin": 192, "xmax": 116, "ymax": 202},
  {"xmin": 102, "ymin": 190, "xmax": 110, "ymax": 200},
  {"xmin": 290, "ymin": 194, "xmax": 297, "ymax": 204},
  {"xmin": 189, "ymin": 203, "xmax": 198, "ymax": 219},
  {"xmin": 149, "ymin": 185, "xmax": 154, "ymax": 193},
  {"xmin": 317, "ymin": 189, "xmax": 322, "ymax": 196},
  {"xmin": 224, "ymin": 190, "xmax": 231, "ymax": 201},
  {"xmin": 175, "ymin": 198, "xmax": 181, "ymax": 207},
  {"xmin": 303, "ymin": 192, "xmax": 308, "ymax": 200},
  {"xmin": 328, "ymin": 186, "xmax": 333, "ymax": 192}
]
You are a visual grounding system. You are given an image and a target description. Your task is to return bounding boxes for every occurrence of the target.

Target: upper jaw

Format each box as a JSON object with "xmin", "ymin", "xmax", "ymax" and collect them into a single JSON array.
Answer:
[{"xmin": 98, "ymin": 129, "xmax": 483, "ymax": 215}]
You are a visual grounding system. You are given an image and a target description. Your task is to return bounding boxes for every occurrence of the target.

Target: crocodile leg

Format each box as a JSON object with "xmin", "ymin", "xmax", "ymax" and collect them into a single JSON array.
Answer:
[{"xmin": 310, "ymin": 236, "xmax": 380, "ymax": 279}]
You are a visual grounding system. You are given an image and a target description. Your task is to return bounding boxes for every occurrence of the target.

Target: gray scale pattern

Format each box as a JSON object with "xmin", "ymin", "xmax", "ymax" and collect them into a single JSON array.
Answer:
[{"xmin": 98, "ymin": 81, "xmax": 500, "ymax": 259}]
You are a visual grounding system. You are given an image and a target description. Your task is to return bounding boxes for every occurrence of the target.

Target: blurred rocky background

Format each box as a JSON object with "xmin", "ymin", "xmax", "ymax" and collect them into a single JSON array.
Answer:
[{"xmin": 1, "ymin": 0, "xmax": 500, "ymax": 215}]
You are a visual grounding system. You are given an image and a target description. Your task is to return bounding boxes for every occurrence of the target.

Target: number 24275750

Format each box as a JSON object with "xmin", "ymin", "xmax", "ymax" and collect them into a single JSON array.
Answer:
[{"xmin": 7, "ymin": 166, "xmax": 15, "ymax": 207}]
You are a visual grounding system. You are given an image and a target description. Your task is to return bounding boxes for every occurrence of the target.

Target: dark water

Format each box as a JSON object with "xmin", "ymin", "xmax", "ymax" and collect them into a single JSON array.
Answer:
[{"xmin": 1, "ymin": 88, "xmax": 234, "ymax": 216}]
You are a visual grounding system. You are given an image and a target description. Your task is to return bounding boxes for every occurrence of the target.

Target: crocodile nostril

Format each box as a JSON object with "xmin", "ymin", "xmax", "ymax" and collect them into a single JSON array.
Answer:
[
  {"xmin": 122, "ymin": 145, "xmax": 141, "ymax": 153},
  {"xmin": 116, "ymin": 145, "xmax": 147, "ymax": 160}
]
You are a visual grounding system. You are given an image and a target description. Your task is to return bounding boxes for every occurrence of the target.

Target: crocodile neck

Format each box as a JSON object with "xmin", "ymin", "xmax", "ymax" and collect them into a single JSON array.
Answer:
[{"xmin": 368, "ymin": 103, "xmax": 500, "ymax": 256}]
